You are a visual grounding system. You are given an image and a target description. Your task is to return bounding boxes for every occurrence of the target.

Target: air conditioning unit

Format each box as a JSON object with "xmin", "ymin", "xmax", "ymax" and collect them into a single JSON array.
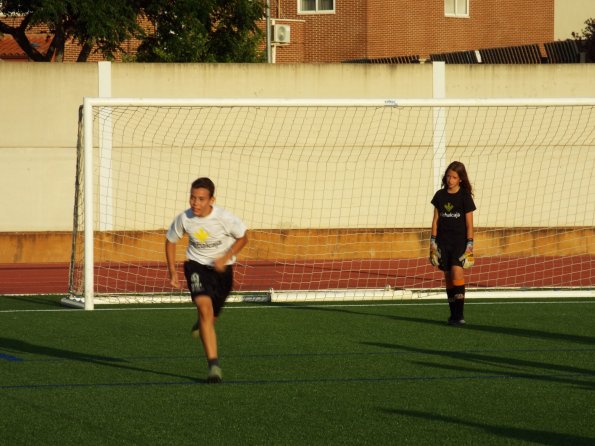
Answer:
[{"xmin": 273, "ymin": 24, "xmax": 291, "ymax": 44}]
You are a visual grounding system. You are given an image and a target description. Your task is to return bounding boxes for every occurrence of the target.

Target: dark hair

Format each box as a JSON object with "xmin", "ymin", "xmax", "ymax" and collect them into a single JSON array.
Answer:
[
  {"xmin": 191, "ymin": 177, "xmax": 215, "ymax": 197},
  {"xmin": 442, "ymin": 161, "xmax": 473, "ymax": 197}
]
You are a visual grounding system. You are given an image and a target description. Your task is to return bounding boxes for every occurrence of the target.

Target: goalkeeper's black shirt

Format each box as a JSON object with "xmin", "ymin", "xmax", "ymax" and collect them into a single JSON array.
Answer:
[{"xmin": 431, "ymin": 188, "xmax": 476, "ymax": 245}]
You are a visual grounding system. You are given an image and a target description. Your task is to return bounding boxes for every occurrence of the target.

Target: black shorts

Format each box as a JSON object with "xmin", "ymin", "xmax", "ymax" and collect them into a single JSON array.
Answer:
[
  {"xmin": 183, "ymin": 260, "xmax": 233, "ymax": 317},
  {"xmin": 437, "ymin": 242, "xmax": 465, "ymax": 272}
]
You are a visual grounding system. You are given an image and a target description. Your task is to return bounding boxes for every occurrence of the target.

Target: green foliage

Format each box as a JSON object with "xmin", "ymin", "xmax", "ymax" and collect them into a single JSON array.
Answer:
[
  {"xmin": 1, "ymin": 0, "xmax": 265, "ymax": 62},
  {"xmin": 572, "ymin": 17, "xmax": 595, "ymax": 62},
  {"xmin": 135, "ymin": 0, "xmax": 266, "ymax": 63},
  {"xmin": 0, "ymin": 0, "xmax": 145, "ymax": 61}
]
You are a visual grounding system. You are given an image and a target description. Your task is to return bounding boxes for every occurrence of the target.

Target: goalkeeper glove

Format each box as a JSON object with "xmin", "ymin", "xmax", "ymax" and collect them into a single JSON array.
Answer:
[
  {"xmin": 429, "ymin": 236, "xmax": 441, "ymax": 267},
  {"xmin": 458, "ymin": 238, "xmax": 474, "ymax": 269}
]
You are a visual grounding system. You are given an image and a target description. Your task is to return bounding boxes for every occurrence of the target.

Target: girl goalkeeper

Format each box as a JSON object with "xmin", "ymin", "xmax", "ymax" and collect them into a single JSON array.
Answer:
[{"xmin": 430, "ymin": 161, "xmax": 476, "ymax": 325}]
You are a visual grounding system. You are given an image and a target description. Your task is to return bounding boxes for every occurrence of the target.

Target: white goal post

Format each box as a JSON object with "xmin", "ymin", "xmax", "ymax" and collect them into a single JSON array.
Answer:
[{"xmin": 64, "ymin": 97, "xmax": 595, "ymax": 310}]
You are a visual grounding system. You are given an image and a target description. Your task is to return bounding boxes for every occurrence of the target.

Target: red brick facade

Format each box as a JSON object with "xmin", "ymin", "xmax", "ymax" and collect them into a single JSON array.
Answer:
[{"xmin": 271, "ymin": 0, "xmax": 554, "ymax": 63}]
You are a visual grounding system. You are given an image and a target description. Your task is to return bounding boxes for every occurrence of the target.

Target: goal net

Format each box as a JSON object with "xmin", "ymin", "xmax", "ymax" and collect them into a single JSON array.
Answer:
[{"xmin": 64, "ymin": 98, "xmax": 595, "ymax": 309}]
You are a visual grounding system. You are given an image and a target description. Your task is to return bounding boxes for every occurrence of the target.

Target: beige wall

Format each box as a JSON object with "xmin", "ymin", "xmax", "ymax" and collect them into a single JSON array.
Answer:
[
  {"xmin": 110, "ymin": 63, "xmax": 432, "ymax": 98},
  {"xmin": 0, "ymin": 63, "xmax": 97, "ymax": 231},
  {"xmin": 1, "ymin": 62, "xmax": 594, "ymax": 233},
  {"xmin": 554, "ymin": 0, "xmax": 595, "ymax": 39},
  {"xmin": 446, "ymin": 64, "xmax": 595, "ymax": 97}
]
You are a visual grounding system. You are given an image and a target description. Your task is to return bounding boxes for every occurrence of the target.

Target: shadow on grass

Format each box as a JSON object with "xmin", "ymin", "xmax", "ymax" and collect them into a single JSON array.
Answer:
[
  {"xmin": 379, "ymin": 408, "xmax": 595, "ymax": 446},
  {"xmin": 362, "ymin": 341, "xmax": 595, "ymax": 390},
  {"xmin": 286, "ymin": 304, "xmax": 595, "ymax": 346},
  {"xmin": 0, "ymin": 337, "xmax": 201, "ymax": 383},
  {"xmin": 0, "ymin": 294, "xmax": 63, "ymax": 309}
]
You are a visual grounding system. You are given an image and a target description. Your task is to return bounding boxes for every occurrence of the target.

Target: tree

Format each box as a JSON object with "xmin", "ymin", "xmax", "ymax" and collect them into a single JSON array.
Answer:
[
  {"xmin": 572, "ymin": 18, "xmax": 595, "ymax": 63},
  {"xmin": 0, "ymin": 0, "xmax": 145, "ymax": 62},
  {"xmin": 135, "ymin": 0, "xmax": 265, "ymax": 63}
]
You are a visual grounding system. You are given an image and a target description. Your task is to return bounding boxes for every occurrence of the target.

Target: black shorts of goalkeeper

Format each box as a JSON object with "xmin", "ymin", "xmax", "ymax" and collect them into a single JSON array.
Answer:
[
  {"xmin": 437, "ymin": 243, "xmax": 465, "ymax": 272},
  {"xmin": 183, "ymin": 260, "xmax": 233, "ymax": 317}
]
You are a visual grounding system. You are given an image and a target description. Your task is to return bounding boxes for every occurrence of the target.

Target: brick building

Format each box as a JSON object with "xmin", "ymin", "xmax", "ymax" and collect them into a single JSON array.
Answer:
[
  {"xmin": 269, "ymin": 0, "xmax": 554, "ymax": 63},
  {"xmin": 1, "ymin": 0, "xmax": 556, "ymax": 63}
]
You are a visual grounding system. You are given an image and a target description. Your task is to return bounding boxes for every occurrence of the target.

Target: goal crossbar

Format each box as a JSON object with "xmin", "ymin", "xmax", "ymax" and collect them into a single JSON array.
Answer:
[{"xmin": 83, "ymin": 96, "xmax": 595, "ymax": 108}]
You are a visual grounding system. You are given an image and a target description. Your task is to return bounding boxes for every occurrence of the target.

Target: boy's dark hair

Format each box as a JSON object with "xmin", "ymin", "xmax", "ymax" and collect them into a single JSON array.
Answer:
[
  {"xmin": 191, "ymin": 177, "xmax": 215, "ymax": 197},
  {"xmin": 442, "ymin": 161, "xmax": 473, "ymax": 197}
]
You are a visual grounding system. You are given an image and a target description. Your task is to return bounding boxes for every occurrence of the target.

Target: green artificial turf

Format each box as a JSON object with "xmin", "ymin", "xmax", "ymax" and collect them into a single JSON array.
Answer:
[{"xmin": 1, "ymin": 295, "xmax": 594, "ymax": 445}]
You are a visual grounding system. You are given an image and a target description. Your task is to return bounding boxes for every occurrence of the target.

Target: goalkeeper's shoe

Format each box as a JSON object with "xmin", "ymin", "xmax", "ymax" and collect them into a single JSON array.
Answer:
[
  {"xmin": 448, "ymin": 318, "xmax": 466, "ymax": 326},
  {"xmin": 190, "ymin": 320, "xmax": 200, "ymax": 338},
  {"xmin": 207, "ymin": 365, "xmax": 223, "ymax": 384}
]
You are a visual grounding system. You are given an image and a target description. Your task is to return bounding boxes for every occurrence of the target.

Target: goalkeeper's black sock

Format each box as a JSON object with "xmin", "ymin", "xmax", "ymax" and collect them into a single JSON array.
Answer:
[
  {"xmin": 208, "ymin": 358, "xmax": 220, "ymax": 368},
  {"xmin": 452, "ymin": 282, "xmax": 465, "ymax": 321},
  {"xmin": 446, "ymin": 288, "xmax": 455, "ymax": 320},
  {"xmin": 452, "ymin": 299, "xmax": 465, "ymax": 321}
]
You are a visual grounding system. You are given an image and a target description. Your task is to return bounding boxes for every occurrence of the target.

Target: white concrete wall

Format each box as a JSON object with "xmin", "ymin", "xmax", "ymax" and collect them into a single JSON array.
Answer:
[{"xmin": 0, "ymin": 63, "xmax": 594, "ymax": 232}]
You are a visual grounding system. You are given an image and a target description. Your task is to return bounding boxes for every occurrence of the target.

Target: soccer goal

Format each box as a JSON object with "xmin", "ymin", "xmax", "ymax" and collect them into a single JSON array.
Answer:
[{"xmin": 63, "ymin": 97, "xmax": 595, "ymax": 309}]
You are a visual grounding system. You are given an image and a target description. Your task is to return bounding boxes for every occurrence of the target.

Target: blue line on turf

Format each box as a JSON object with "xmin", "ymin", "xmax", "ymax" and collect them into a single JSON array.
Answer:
[
  {"xmin": 0, "ymin": 353, "xmax": 23, "ymax": 362},
  {"xmin": 0, "ymin": 372, "xmax": 593, "ymax": 391}
]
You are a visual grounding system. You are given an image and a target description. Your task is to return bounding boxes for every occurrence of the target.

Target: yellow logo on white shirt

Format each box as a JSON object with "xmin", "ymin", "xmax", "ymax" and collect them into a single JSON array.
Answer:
[{"xmin": 193, "ymin": 228, "xmax": 209, "ymax": 243}]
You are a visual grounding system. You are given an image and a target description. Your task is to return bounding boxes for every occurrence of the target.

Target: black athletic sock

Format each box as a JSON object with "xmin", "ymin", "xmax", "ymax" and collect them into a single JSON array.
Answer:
[
  {"xmin": 446, "ymin": 288, "xmax": 455, "ymax": 320},
  {"xmin": 459, "ymin": 299, "xmax": 465, "ymax": 320},
  {"xmin": 207, "ymin": 358, "xmax": 220, "ymax": 368},
  {"xmin": 452, "ymin": 285, "xmax": 465, "ymax": 320}
]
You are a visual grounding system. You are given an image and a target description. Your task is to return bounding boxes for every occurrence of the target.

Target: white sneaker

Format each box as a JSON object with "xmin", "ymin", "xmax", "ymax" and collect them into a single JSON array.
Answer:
[{"xmin": 207, "ymin": 365, "xmax": 223, "ymax": 384}]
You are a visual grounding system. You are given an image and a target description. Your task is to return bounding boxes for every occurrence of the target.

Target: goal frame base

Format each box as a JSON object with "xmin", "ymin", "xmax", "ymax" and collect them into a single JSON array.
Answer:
[{"xmin": 61, "ymin": 287, "xmax": 594, "ymax": 308}]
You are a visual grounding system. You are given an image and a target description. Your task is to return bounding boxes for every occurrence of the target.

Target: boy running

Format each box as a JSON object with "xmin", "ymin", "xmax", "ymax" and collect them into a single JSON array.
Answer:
[{"xmin": 166, "ymin": 177, "xmax": 248, "ymax": 383}]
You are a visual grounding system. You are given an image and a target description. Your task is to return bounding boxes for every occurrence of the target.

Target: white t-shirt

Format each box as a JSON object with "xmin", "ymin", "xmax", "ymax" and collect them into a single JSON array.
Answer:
[{"xmin": 166, "ymin": 205, "xmax": 247, "ymax": 266}]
